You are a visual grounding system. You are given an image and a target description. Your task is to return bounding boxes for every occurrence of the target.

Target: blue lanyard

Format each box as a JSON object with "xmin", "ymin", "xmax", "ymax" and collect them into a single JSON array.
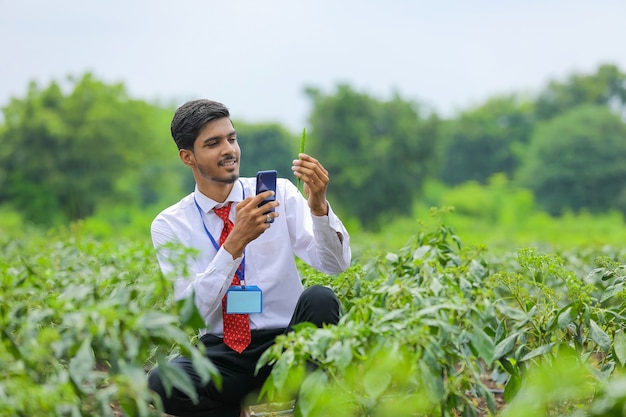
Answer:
[{"xmin": 193, "ymin": 181, "xmax": 246, "ymax": 285}]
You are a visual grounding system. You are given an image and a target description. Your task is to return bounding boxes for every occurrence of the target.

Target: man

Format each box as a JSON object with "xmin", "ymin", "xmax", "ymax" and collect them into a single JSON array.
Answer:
[{"xmin": 147, "ymin": 99, "xmax": 351, "ymax": 417}]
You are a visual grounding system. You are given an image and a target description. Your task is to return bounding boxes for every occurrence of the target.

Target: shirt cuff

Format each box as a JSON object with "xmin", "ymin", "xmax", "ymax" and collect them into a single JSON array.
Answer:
[
  {"xmin": 312, "ymin": 203, "xmax": 344, "ymax": 240},
  {"xmin": 312, "ymin": 202, "xmax": 338, "ymax": 226}
]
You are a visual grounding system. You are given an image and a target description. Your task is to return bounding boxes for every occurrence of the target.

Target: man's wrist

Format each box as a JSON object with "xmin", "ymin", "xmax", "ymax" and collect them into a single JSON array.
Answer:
[
  {"xmin": 311, "ymin": 203, "xmax": 329, "ymax": 217},
  {"xmin": 223, "ymin": 241, "xmax": 245, "ymax": 259}
]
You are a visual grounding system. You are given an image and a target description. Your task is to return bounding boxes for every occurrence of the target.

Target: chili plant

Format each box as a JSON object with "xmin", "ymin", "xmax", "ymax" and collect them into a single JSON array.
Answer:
[
  {"xmin": 0, "ymin": 232, "xmax": 218, "ymax": 417},
  {"xmin": 258, "ymin": 209, "xmax": 499, "ymax": 417}
]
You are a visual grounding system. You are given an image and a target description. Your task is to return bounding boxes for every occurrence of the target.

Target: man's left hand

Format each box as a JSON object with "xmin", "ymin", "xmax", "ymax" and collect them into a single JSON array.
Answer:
[{"xmin": 292, "ymin": 153, "xmax": 329, "ymax": 216}]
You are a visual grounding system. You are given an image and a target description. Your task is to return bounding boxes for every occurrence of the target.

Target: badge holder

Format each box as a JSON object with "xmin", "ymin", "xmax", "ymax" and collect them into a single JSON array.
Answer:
[{"xmin": 226, "ymin": 283, "xmax": 262, "ymax": 314}]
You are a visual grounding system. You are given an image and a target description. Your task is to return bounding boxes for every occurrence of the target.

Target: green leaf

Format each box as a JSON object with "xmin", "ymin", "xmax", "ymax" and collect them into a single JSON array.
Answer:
[
  {"xmin": 1, "ymin": 327, "xmax": 23, "ymax": 360},
  {"xmin": 118, "ymin": 396, "xmax": 139, "ymax": 417},
  {"xmin": 504, "ymin": 373, "xmax": 522, "ymax": 403},
  {"xmin": 123, "ymin": 332, "xmax": 140, "ymax": 360},
  {"xmin": 493, "ymin": 332, "xmax": 521, "ymax": 361},
  {"xmin": 417, "ymin": 351, "xmax": 445, "ymax": 398},
  {"xmin": 69, "ymin": 337, "xmax": 96, "ymax": 393},
  {"xmin": 291, "ymin": 321, "xmax": 318, "ymax": 332},
  {"xmin": 137, "ymin": 311, "xmax": 178, "ymax": 330},
  {"xmin": 521, "ymin": 343, "xmax": 555, "ymax": 362},
  {"xmin": 158, "ymin": 359, "xmax": 199, "ymax": 404},
  {"xmin": 601, "ymin": 283, "xmax": 624, "ymax": 303},
  {"xmin": 497, "ymin": 304, "xmax": 527, "ymax": 321},
  {"xmin": 471, "ymin": 327, "xmax": 495, "ymax": 366},
  {"xmin": 499, "ymin": 357, "xmax": 519, "ymax": 377},
  {"xmin": 295, "ymin": 371, "xmax": 328, "ymax": 417},
  {"xmin": 177, "ymin": 293, "xmax": 205, "ymax": 330},
  {"xmin": 379, "ymin": 308, "xmax": 407, "ymax": 323},
  {"xmin": 557, "ymin": 305, "xmax": 574, "ymax": 329},
  {"xmin": 363, "ymin": 367, "xmax": 392, "ymax": 400},
  {"xmin": 259, "ymin": 374, "xmax": 276, "ymax": 401},
  {"xmin": 271, "ymin": 349, "xmax": 295, "ymax": 391},
  {"xmin": 589, "ymin": 319, "xmax": 611, "ymax": 352},
  {"xmin": 613, "ymin": 330, "xmax": 626, "ymax": 366},
  {"xmin": 326, "ymin": 340, "xmax": 353, "ymax": 370},
  {"xmin": 189, "ymin": 346, "xmax": 221, "ymax": 389},
  {"xmin": 414, "ymin": 303, "xmax": 464, "ymax": 318}
]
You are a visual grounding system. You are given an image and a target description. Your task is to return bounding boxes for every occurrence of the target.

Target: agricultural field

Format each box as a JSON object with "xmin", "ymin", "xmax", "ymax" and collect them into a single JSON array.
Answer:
[{"xmin": 2, "ymin": 213, "xmax": 626, "ymax": 417}]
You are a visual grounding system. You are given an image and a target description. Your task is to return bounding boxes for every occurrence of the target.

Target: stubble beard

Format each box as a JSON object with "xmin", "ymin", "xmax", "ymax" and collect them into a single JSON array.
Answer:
[{"xmin": 198, "ymin": 163, "xmax": 239, "ymax": 184}]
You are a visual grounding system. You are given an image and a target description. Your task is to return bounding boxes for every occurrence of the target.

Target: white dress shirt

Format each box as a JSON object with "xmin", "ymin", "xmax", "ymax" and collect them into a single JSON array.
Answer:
[{"xmin": 151, "ymin": 177, "xmax": 351, "ymax": 336}]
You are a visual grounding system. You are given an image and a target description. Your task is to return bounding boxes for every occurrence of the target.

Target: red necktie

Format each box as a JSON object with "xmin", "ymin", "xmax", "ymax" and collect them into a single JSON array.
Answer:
[{"xmin": 213, "ymin": 203, "xmax": 251, "ymax": 353}]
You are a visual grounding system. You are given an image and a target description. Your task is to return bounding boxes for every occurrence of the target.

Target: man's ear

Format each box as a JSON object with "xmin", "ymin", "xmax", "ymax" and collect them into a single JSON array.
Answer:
[{"xmin": 179, "ymin": 149, "xmax": 196, "ymax": 168}]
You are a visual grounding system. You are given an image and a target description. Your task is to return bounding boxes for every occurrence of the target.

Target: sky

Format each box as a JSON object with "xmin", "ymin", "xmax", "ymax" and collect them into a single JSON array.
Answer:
[{"xmin": 1, "ymin": 0, "xmax": 625, "ymax": 131}]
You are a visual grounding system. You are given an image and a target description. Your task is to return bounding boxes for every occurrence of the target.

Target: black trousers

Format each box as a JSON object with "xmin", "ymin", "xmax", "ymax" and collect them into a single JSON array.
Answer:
[{"xmin": 147, "ymin": 285, "xmax": 341, "ymax": 417}]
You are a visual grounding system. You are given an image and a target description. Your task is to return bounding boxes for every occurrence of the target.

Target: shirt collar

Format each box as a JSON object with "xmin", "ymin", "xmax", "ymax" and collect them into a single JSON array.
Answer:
[{"xmin": 193, "ymin": 181, "xmax": 245, "ymax": 213}]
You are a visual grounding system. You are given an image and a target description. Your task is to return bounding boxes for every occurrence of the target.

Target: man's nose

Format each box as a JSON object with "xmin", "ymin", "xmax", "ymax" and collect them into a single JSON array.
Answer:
[{"xmin": 222, "ymin": 140, "xmax": 236, "ymax": 153}]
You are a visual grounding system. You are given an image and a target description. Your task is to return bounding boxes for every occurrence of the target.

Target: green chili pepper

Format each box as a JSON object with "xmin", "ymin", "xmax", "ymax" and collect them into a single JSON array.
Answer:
[{"xmin": 297, "ymin": 128, "xmax": 306, "ymax": 193}]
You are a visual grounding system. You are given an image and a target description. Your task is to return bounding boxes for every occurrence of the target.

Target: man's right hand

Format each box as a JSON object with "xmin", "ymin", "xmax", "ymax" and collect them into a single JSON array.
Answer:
[{"xmin": 222, "ymin": 191, "xmax": 280, "ymax": 259}]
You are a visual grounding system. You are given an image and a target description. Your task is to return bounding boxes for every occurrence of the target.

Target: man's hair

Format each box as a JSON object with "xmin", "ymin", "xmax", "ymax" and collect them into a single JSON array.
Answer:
[{"xmin": 170, "ymin": 99, "xmax": 231, "ymax": 150}]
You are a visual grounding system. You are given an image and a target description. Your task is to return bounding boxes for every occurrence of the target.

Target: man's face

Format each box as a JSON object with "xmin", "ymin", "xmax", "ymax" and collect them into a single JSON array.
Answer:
[{"xmin": 190, "ymin": 117, "xmax": 241, "ymax": 184}]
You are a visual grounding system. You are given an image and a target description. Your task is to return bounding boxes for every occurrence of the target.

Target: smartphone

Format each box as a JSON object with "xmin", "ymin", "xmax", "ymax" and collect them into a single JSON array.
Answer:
[{"xmin": 256, "ymin": 170, "xmax": 277, "ymax": 222}]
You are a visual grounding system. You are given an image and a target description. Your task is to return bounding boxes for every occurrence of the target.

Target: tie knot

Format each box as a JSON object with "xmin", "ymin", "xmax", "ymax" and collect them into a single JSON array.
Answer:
[{"xmin": 213, "ymin": 202, "xmax": 233, "ymax": 223}]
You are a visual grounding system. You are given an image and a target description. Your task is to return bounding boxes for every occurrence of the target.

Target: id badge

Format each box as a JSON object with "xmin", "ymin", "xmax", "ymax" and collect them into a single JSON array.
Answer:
[{"xmin": 226, "ymin": 285, "xmax": 262, "ymax": 314}]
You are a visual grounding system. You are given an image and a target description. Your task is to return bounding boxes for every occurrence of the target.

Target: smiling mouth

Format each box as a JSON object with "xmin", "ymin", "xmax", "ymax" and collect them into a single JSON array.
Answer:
[{"xmin": 219, "ymin": 157, "xmax": 238, "ymax": 167}]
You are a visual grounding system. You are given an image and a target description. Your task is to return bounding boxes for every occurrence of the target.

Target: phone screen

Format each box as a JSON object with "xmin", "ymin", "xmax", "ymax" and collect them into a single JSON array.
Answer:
[{"xmin": 256, "ymin": 170, "xmax": 277, "ymax": 220}]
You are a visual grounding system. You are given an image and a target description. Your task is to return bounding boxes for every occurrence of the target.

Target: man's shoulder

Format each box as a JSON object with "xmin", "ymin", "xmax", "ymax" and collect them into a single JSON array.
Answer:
[{"xmin": 152, "ymin": 193, "xmax": 195, "ymax": 224}]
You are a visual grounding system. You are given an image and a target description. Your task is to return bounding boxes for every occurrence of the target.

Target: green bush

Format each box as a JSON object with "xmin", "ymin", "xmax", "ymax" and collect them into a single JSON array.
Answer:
[
  {"xmin": 4, "ymin": 213, "xmax": 626, "ymax": 416},
  {"xmin": 0, "ymin": 230, "xmax": 217, "ymax": 417},
  {"xmin": 259, "ymin": 211, "xmax": 626, "ymax": 417}
]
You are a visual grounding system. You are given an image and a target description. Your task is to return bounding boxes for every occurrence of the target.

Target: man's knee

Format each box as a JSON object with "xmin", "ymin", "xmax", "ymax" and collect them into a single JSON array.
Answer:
[
  {"xmin": 296, "ymin": 285, "xmax": 340, "ymax": 327},
  {"xmin": 301, "ymin": 285, "xmax": 338, "ymax": 304}
]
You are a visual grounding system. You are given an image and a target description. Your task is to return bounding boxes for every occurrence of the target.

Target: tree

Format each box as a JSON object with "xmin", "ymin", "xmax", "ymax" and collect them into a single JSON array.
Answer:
[
  {"xmin": 535, "ymin": 63, "xmax": 626, "ymax": 121},
  {"xmin": 516, "ymin": 104, "xmax": 626, "ymax": 215},
  {"xmin": 0, "ymin": 73, "xmax": 179, "ymax": 225},
  {"xmin": 439, "ymin": 95, "xmax": 534, "ymax": 186},
  {"xmin": 235, "ymin": 122, "xmax": 297, "ymax": 180},
  {"xmin": 305, "ymin": 85, "xmax": 438, "ymax": 229}
]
